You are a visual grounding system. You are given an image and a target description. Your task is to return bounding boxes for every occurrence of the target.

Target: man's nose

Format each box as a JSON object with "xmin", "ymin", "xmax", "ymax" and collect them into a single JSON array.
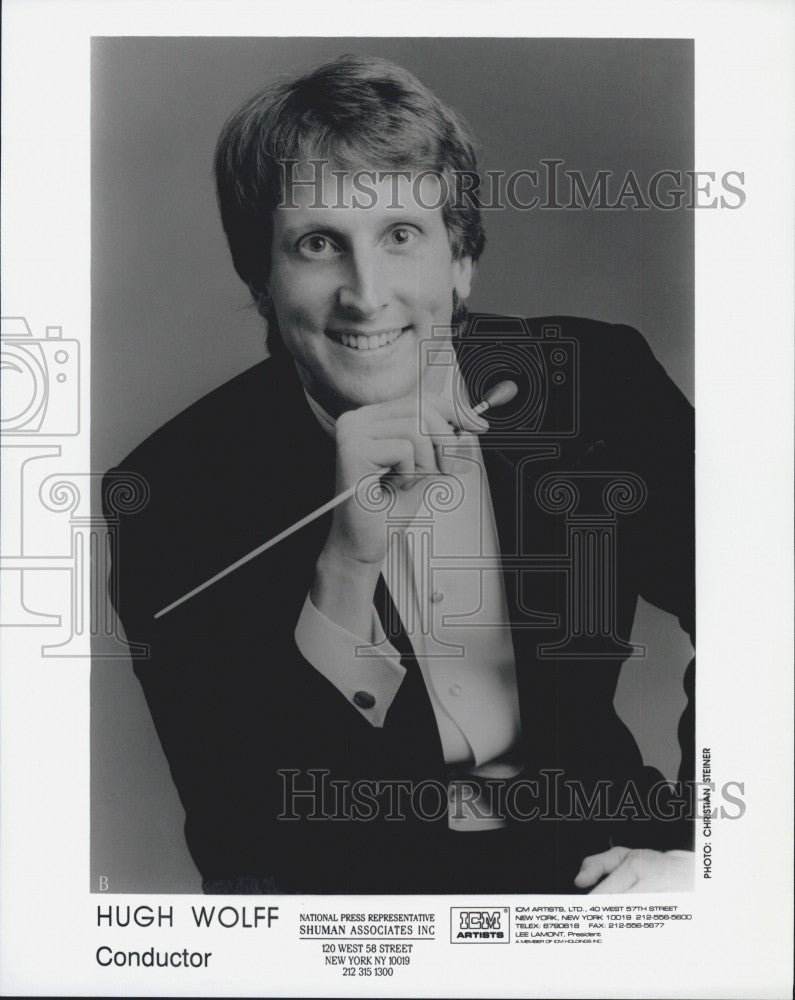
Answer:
[{"xmin": 337, "ymin": 251, "xmax": 388, "ymax": 315}]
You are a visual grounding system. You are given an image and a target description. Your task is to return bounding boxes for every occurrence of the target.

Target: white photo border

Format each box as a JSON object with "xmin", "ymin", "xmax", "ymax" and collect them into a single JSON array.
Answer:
[{"xmin": 1, "ymin": 1, "xmax": 792, "ymax": 997}]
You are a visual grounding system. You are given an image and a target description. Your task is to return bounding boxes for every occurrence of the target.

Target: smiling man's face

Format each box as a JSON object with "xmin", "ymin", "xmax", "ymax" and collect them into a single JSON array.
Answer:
[{"xmin": 267, "ymin": 170, "xmax": 473, "ymax": 417}]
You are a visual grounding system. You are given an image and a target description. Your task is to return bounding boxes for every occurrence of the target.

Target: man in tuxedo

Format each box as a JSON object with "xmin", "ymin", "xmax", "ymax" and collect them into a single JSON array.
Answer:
[{"xmin": 107, "ymin": 55, "xmax": 695, "ymax": 894}]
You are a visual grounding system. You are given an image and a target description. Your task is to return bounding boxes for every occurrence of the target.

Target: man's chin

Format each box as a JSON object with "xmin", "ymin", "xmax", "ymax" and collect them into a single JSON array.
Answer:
[{"xmin": 328, "ymin": 379, "xmax": 418, "ymax": 414}]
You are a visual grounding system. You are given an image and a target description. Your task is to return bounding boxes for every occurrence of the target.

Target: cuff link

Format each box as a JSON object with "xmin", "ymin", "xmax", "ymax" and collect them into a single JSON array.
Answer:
[{"xmin": 353, "ymin": 690, "xmax": 376, "ymax": 710}]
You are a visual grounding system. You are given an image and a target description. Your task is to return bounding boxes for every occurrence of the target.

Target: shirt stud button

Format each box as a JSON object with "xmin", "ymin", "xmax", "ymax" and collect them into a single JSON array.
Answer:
[
  {"xmin": 431, "ymin": 591, "xmax": 444, "ymax": 604},
  {"xmin": 449, "ymin": 684, "xmax": 462, "ymax": 697},
  {"xmin": 353, "ymin": 690, "xmax": 376, "ymax": 710}
]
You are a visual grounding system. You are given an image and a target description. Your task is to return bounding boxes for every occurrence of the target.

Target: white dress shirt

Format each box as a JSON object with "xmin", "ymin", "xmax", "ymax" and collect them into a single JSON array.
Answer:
[{"xmin": 294, "ymin": 390, "xmax": 523, "ymax": 829}]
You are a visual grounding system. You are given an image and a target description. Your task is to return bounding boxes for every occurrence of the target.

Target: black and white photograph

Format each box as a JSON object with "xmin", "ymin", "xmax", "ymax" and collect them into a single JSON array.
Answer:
[
  {"xmin": 1, "ymin": 2, "xmax": 792, "ymax": 997},
  {"xmin": 94, "ymin": 37, "xmax": 696, "ymax": 897}
]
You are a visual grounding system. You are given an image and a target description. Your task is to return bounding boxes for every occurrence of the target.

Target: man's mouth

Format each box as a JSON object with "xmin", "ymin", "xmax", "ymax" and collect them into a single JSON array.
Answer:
[{"xmin": 326, "ymin": 325, "xmax": 411, "ymax": 351}]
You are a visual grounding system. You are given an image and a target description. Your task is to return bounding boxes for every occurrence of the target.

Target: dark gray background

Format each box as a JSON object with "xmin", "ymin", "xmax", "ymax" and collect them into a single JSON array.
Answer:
[{"xmin": 92, "ymin": 37, "xmax": 694, "ymax": 893}]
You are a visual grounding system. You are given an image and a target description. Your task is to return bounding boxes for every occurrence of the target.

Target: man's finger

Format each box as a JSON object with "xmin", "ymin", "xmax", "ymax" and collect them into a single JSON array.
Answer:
[
  {"xmin": 367, "ymin": 401, "xmax": 479, "ymax": 475},
  {"xmin": 363, "ymin": 439, "xmax": 416, "ymax": 488},
  {"xmin": 367, "ymin": 417, "xmax": 438, "ymax": 475},
  {"xmin": 348, "ymin": 391, "xmax": 489, "ymax": 436},
  {"xmin": 428, "ymin": 388, "xmax": 489, "ymax": 434},
  {"xmin": 416, "ymin": 406, "xmax": 469, "ymax": 475},
  {"xmin": 587, "ymin": 856, "xmax": 641, "ymax": 894},
  {"xmin": 573, "ymin": 846, "xmax": 632, "ymax": 888}
]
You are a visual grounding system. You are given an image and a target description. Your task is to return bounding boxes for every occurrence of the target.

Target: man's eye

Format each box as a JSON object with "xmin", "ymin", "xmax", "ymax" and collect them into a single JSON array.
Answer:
[
  {"xmin": 389, "ymin": 227, "xmax": 417, "ymax": 247},
  {"xmin": 297, "ymin": 234, "xmax": 338, "ymax": 257}
]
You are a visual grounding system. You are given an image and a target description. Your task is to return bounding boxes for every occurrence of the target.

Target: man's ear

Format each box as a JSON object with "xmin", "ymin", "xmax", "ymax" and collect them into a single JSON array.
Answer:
[{"xmin": 452, "ymin": 255, "xmax": 474, "ymax": 301}]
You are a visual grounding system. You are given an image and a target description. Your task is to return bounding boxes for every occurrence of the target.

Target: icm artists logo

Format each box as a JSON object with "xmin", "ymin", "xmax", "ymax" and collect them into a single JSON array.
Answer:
[{"xmin": 450, "ymin": 907, "xmax": 510, "ymax": 944}]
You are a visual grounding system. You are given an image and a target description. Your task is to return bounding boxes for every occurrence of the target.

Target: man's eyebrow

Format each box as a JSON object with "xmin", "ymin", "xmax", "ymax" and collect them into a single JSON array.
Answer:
[
  {"xmin": 277, "ymin": 222, "xmax": 344, "ymax": 241},
  {"xmin": 277, "ymin": 218, "xmax": 426, "ymax": 243}
]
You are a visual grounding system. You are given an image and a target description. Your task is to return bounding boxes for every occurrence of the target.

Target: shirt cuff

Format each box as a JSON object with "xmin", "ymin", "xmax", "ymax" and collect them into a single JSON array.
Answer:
[{"xmin": 294, "ymin": 592, "xmax": 406, "ymax": 728}]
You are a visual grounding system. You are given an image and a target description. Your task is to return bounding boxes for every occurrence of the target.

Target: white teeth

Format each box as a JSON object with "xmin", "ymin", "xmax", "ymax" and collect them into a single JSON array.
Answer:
[{"xmin": 333, "ymin": 327, "xmax": 406, "ymax": 350}]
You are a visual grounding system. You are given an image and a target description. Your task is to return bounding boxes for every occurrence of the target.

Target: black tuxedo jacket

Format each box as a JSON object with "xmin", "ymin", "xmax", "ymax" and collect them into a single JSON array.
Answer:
[{"xmin": 106, "ymin": 315, "xmax": 695, "ymax": 894}]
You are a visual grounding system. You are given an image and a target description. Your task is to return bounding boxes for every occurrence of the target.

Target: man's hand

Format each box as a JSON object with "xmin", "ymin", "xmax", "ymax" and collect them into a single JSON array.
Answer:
[
  {"xmin": 574, "ymin": 846, "xmax": 694, "ymax": 893},
  {"xmin": 329, "ymin": 393, "xmax": 486, "ymax": 564},
  {"xmin": 311, "ymin": 388, "xmax": 487, "ymax": 638}
]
